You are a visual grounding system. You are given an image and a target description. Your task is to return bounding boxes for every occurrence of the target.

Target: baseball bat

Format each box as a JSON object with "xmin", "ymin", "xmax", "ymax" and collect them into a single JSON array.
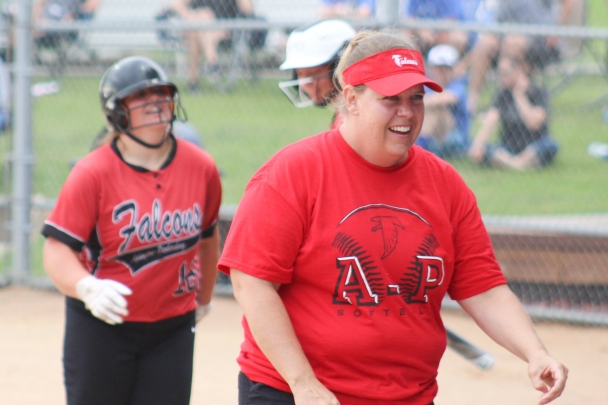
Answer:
[{"xmin": 446, "ymin": 327, "xmax": 495, "ymax": 371}]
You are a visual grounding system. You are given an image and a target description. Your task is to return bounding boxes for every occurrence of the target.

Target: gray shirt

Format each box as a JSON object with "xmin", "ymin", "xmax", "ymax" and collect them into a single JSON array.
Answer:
[{"xmin": 497, "ymin": 0, "xmax": 556, "ymax": 25}]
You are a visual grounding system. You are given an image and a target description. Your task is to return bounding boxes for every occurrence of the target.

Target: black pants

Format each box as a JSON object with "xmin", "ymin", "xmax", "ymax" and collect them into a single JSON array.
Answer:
[
  {"xmin": 238, "ymin": 372, "xmax": 435, "ymax": 405},
  {"xmin": 63, "ymin": 297, "xmax": 196, "ymax": 405}
]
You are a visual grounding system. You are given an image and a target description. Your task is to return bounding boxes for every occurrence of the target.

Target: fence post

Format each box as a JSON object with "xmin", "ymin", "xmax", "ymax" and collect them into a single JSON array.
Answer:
[{"xmin": 11, "ymin": 0, "xmax": 34, "ymax": 284}]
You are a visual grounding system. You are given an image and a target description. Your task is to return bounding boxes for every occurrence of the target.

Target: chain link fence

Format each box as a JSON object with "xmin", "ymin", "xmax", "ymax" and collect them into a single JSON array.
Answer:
[{"xmin": 0, "ymin": 0, "xmax": 607, "ymax": 325}]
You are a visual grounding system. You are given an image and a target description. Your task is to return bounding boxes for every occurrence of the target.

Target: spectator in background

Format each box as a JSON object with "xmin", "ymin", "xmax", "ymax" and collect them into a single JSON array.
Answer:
[
  {"xmin": 403, "ymin": 0, "xmax": 470, "ymax": 57},
  {"xmin": 416, "ymin": 44, "xmax": 470, "ymax": 158},
  {"xmin": 0, "ymin": 55, "xmax": 10, "ymax": 133},
  {"xmin": 467, "ymin": 0, "xmax": 584, "ymax": 114},
  {"xmin": 33, "ymin": 0, "xmax": 101, "ymax": 48},
  {"xmin": 173, "ymin": 0, "xmax": 254, "ymax": 93},
  {"xmin": 468, "ymin": 56, "xmax": 558, "ymax": 170},
  {"xmin": 319, "ymin": 0, "xmax": 374, "ymax": 19}
]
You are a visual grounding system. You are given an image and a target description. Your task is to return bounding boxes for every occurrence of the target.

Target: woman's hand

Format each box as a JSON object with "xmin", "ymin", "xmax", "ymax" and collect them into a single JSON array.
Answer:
[
  {"xmin": 528, "ymin": 352, "xmax": 568, "ymax": 405},
  {"xmin": 459, "ymin": 286, "xmax": 568, "ymax": 405},
  {"xmin": 292, "ymin": 375, "xmax": 340, "ymax": 405}
]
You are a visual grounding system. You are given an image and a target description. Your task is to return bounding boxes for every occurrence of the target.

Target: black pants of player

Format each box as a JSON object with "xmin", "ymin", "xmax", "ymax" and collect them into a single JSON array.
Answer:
[
  {"xmin": 63, "ymin": 297, "xmax": 196, "ymax": 405},
  {"xmin": 238, "ymin": 372, "xmax": 435, "ymax": 405}
]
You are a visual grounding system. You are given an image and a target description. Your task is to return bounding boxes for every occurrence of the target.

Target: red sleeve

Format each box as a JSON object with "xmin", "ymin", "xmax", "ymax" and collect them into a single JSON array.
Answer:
[
  {"xmin": 41, "ymin": 164, "xmax": 99, "ymax": 250},
  {"xmin": 218, "ymin": 177, "xmax": 306, "ymax": 284},
  {"xmin": 447, "ymin": 175, "xmax": 507, "ymax": 300}
]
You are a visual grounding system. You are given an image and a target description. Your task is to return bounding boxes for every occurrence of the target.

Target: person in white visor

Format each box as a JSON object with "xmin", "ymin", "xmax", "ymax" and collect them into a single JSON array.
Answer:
[{"xmin": 279, "ymin": 19, "xmax": 356, "ymax": 128}]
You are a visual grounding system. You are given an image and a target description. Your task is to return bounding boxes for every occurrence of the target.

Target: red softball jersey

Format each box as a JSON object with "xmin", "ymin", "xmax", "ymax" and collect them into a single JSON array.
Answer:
[
  {"xmin": 218, "ymin": 129, "xmax": 506, "ymax": 405},
  {"xmin": 43, "ymin": 137, "xmax": 221, "ymax": 322}
]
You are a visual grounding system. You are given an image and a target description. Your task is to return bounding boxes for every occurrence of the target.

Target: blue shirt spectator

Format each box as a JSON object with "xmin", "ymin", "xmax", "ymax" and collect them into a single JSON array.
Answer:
[
  {"xmin": 416, "ymin": 45, "xmax": 470, "ymax": 158},
  {"xmin": 406, "ymin": 0, "xmax": 464, "ymax": 20}
]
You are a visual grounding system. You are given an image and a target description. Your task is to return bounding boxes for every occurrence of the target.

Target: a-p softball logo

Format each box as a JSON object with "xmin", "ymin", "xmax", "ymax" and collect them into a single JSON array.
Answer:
[
  {"xmin": 392, "ymin": 54, "xmax": 419, "ymax": 67},
  {"xmin": 331, "ymin": 204, "xmax": 445, "ymax": 308}
]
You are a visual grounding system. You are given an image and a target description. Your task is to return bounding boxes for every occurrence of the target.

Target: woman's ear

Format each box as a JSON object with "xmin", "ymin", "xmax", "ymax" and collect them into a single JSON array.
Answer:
[{"xmin": 343, "ymin": 85, "xmax": 359, "ymax": 116}]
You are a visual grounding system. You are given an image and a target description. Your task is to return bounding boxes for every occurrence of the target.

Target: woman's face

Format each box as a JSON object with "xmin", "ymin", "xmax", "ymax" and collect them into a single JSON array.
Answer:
[
  {"xmin": 295, "ymin": 63, "xmax": 335, "ymax": 105},
  {"xmin": 343, "ymin": 84, "xmax": 426, "ymax": 167},
  {"xmin": 121, "ymin": 86, "xmax": 174, "ymax": 140}
]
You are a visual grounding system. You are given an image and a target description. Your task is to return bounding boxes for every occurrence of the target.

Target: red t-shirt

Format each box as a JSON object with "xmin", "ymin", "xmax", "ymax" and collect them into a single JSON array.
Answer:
[
  {"xmin": 218, "ymin": 130, "xmax": 505, "ymax": 404},
  {"xmin": 43, "ymin": 137, "xmax": 221, "ymax": 322}
]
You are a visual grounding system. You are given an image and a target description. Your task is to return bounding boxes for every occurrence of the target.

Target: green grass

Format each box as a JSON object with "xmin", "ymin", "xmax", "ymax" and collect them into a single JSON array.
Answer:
[
  {"xmin": 5, "ymin": 72, "xmax": 607, "ymax": 216},
  {"xmin": 454, "ymin": 74, "xmax": 608, "ymax": 215},
  {"xmin": 588, "ymin": 0, "xmax": 608, "ymax": 27},
  {"xmin": 16, "ymin": 77, "xmax": 332, "ymax": 204}
]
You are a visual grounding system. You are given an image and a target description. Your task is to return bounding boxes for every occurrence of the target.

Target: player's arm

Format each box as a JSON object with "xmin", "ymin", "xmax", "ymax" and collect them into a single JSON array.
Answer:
[
  {"xmin": 43, "ymin": 236, "xmax": 132, "ymax": 325},
  {"xmin": 196, "ymin": 227, "xmax": 219, "ymax": 307},
  {"xmin": 43, "ymin": 237, "xmax": 91, "ymax": 298},
  {"xmin": 458, "ymin": 285, "xmax": 568, "ymax": 405},
  {"xmin": 231, "ymin": 269, "xmax": 340, "ymax": 405}
]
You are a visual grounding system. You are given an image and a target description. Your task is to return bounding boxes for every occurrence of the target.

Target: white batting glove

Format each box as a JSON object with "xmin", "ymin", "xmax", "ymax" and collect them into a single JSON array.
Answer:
[
  {"xmin": 195, "ymin": 302, "xmax": 212, "ymax": 323},
  {"xmin": 76, "ymin": 275, "xmax": 132, "ymax": 325}
]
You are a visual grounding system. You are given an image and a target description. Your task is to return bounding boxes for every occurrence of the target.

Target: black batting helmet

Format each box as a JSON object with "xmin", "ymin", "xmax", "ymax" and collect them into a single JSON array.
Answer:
[{"xmin": 99, "ymin": 56, "xmax": 178, "ymax": 132}]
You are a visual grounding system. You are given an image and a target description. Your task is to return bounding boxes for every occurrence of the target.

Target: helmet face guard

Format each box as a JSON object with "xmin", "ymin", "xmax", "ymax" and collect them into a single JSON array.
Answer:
[
  {"xmin": 279, "ymin": 20, "xmax": 355, "ymax": 108},
  {"xmin": 279, "ymin": 59, "xmax": 341, "ymax": 108},
  {"xmin": 100, "ymin": 56, "xmax": 187, "ymax": 148},
  {"xmin": 116, "ymin": 85, "xmax": 177, "ymax": 132},
  {"xmin": 278, "ymin": 77, "xmax": 316, "ymax": 108}
]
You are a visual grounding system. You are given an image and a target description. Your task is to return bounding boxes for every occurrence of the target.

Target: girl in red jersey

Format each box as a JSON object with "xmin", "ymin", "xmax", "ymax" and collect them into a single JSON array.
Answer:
[
  {"xmin": 42, "ymin": 56, "xmax": 221, "ymax": 405},
  {"xmin": 219, "ymin": 31, "xmax": 567, "ymax": 405}
]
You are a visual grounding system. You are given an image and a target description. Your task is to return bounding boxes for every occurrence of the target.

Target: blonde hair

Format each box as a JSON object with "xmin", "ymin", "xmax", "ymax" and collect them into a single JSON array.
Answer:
[
  {"xmin": 332, "ymin": 30, "xmax": 419, "ymax": 112},
  {"xmin": 90, "ymin": 125, "xmax": 120, "ymax": 151}
]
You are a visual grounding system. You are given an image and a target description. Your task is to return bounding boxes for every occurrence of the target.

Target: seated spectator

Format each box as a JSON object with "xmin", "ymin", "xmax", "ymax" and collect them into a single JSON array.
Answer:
[
  {"xmin": 415, "ymin": 44, "xmax": 469, "ymax": 158},
  {"xmin": 468, "ymin": 56, "xmax": 558, "ymax": 170},
  {"xmin": 467, "ymin": 0, "xmax": 584, "ymax": 114},
  {"xmin": 33, "ymin": 0, "xmax": 100, "ymax": 47},
  {"xmin": 402, "ymin": 0, "xmax": 469, "ymax": 57},
  {"xmin": 173, "ymin": 0, "xmax": 254, "ymax": 93},
  {"xmin": 319, "ymin": 0, "xmax": 374, "ymax": 19}
]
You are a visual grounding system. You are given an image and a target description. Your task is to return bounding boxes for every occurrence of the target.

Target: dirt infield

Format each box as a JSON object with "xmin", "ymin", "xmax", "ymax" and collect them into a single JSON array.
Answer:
[{"xmin": 1, "ymin": 286, "xmax": 607, "ymax": 405}]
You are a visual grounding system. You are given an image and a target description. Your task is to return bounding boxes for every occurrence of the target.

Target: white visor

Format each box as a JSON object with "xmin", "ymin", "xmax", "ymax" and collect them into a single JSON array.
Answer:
[{"xmin": 278, "ymin": 77, "xmax": 316, "ymax": 108}]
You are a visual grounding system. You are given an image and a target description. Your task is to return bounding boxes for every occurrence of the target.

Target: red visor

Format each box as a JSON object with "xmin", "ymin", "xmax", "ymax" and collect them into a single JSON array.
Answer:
[{"xmin": 343, "ymin": 48, "xmax": 442, "ymax": 96}]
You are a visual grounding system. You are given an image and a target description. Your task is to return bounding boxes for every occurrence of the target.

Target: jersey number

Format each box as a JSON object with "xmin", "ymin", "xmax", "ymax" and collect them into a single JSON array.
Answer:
[{"xmin": 174, "ymin": 262, "xmax": 199, "ymax": 296}]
